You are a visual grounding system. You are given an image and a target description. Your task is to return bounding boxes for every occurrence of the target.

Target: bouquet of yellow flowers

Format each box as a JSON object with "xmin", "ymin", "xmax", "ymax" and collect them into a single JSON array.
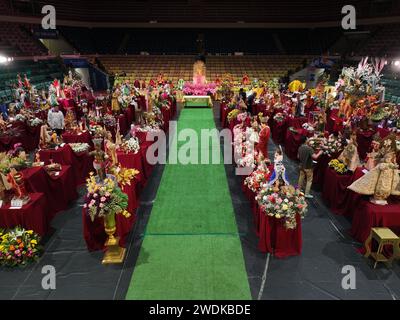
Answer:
[
  {"xmin": 0, "ymin": 227, "xmax": 42, "ymax": 267},
  {"xmin": 227, "ymin": 109, "xmax": 240, "ymax": 123},
  {"xmin": 328, "ymin": 159, "xmax": 348, "ymax": 174},
  {"xmin": 84, "ymin": 173, "xmax": 131, "ymax": 222}
]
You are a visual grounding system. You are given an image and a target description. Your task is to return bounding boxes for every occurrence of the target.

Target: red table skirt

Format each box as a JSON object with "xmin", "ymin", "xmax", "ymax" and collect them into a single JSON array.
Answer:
[
  {"xmin": 322, "ymin": 167, "xmax": 365, "ymax": 216},
  {"xmin": 0, "ymin": 193, "xmax": 48, "ymax": 236},
  {"xmin": 82, "ymin": 203, "xmax": 137, "ymax": 251},
  {"xmin": 62, "ymin": 131, "xmax": 93, "ymax": 146},
  {"xmin": 23, "ymin": 166, "xmax": 78, "ymax": 219},
  {"xmin": 117, "ymin": 150, "xmax": 145, "ymax": 185},
  {"xmin": 284, "ymin": 129, "xmax": 305, "ymax": 160},
  {"xmin": 357, "ymin": 129, "xmax": 375, "ymax": 161},
  {"xmin": 39, "ymin": 145, "xmax": 94, "ymax": 186},
  {"xmin": 351, "ymin": 200, "xmax": 400, "ymax": 243},
  {"xmin": 242, "ymin": 182, "xmax": 302, "ymax": 258},
  {"xmin": 255, "ymin": 206, "xmax": 302, "ymax": 258},
  {"xmin": 271, "ymin": 120, "xmax": 287, "ymax": 145}
]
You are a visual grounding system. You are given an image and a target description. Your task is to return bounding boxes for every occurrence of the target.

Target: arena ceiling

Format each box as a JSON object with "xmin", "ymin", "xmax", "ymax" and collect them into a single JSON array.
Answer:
[{"xmin": 5, "ymin": 0, "xmax": 400, "ymax": 24}]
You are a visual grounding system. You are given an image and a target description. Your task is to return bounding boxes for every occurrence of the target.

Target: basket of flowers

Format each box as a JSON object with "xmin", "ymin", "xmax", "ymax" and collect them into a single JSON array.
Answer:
[{"xmin": 0, "ymin": 227, "xmax": 42, "ymax": 267}]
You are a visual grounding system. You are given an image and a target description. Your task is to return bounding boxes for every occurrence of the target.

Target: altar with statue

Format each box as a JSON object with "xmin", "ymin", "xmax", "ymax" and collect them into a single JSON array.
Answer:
[{"xmin": 182, "ymin": 60, "xmax": 216, "ymax": 108}]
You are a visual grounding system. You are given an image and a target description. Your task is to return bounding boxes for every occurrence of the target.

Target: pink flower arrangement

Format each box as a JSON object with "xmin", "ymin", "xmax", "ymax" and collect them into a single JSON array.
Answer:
[{"xmin": 183, "ymin": 82, "xmax": 217, "ymax": 96}]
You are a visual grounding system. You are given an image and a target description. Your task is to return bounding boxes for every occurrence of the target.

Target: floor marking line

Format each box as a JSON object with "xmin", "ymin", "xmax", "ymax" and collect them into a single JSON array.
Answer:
[{"xmin": 257, "ymin": 253, "xmax": 271, "ymax": 300}]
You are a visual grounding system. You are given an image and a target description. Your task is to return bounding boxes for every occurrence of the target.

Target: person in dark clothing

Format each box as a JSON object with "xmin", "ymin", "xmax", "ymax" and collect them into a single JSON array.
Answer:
[
  {"xmin": 247, "ymin": 91, "xmax": 256, "ymax": 115},
  {"xmin": 239, "ymin": 88, "xmax": 246, "ymax": 102},
  {"xmin": 297, "ymin": 136, "xmax": 323, "ymax": 198},
  {"xmin": 0, "ymin": 98, "xmax": 8, "ymax": 120}
]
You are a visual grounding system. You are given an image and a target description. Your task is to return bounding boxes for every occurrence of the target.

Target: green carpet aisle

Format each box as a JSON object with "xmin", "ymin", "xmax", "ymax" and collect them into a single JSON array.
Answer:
[{"xmin": 125, "ymin": 108, "xmax": 251, "ymax": 300}]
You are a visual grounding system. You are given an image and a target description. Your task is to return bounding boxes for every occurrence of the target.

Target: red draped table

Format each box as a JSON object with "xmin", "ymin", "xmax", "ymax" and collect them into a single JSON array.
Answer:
[
  {"xmin": 322, "ymin": 167, "xmax": 366, "ymax": 216},
  {"xmin": 62, "ymin": 131, "xmax": 93, "ymax": 146},
  {"xmin": 271, "ymin": 120, "xmax": 287, "ymax": 145},
  {"xmin": 0, "ymin": 193, "xmax": 48, "ymax": 236},
  {"xmin": 23, "ymin": 166, "xmax": 78, "ymax": 220},
  {"xmin": 39, "ymin": 144, "xmax": 94, "ymax": 186},
  {"xmin": 242, "ymin": 182, "xmax": 302, "ymax": 258},
  {"xmin": 351, "ymin": 200, "xmax": 400, "ymax": 243},
  {"xmin": 357, "ymin": 129, "xmax": 375, "ymax": 161}
]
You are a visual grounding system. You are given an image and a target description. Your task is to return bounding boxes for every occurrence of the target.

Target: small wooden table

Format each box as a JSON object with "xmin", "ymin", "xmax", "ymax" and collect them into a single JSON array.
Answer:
[{"xmin": 364, "ymin": 227, "xmax": 400, "ymax": 269}]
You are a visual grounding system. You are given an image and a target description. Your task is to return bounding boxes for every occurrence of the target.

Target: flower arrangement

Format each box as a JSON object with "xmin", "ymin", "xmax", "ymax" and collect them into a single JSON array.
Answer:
[
  {"xmin": 323, "ymin": 135, "xmax": 343, "ymax": 157},
  {"xmin": 227, "ymin": 109, "xmax": 240, "ymax": 123},
  {"xmin": 135, "ymin": 125, "xmax": 162, "ymax": 133},
  {"xmin": 0, "ymin": 227, "xmax": 42, "ymax": 267},
  {"xmin": 307, "ymin": 136, "xmax": 326, "ymax": 151},
  {"xmin": 14, "ymin": 114, "xmax": 26, "ymax": 122},
  {"xmin": 302, "ymin": 122, "xmax": 315, "ymax": 133},
  {"xmin": 273, "ymin": 113, "xmax": 285, "ymax": 123},
  {"xmin": 103, "ymin": 114, "xmax": 117, "ymax": 127},
  {"xmin": 237, "ymin": 112, "xmax": 248, "ymax": 123},
  {"xmin": 328, "ymin": 159, "xmax": 348, "ymax": 174},
  {"xmin": 84, "ymin": 173, "xmax": 131, "ymax": 222},
  {"xmin": 69, "ymin": 143, "xmax": 90, "ymax": 153},
  {"xmin": 109, "ymin": 165, "xmax": 140, "ymax": 187},
  {"xmin": 28, "ymin": 117, "xmax": 43, "ymax": 127},
  {"xmin": 0, "ymin": 152, "xmax": 29, "ymax": 175},
  {"xmin": 244, "ymin": 166, "xmax": 271, "ymax": 193},
  {"xmin": 120, "ymin": 137, "xmax": 140, "ymax": 154},
  {"xmin": 256, "ymin": 186, "xmax": 307, "ymax": 229}
]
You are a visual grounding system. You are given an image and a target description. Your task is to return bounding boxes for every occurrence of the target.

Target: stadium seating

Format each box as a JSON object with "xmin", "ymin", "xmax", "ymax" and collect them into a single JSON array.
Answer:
[
  {"xmin": 98, "ymin": 55, "xmax": 308, "ymax": 83},
  {"xmin": 0, "ymin": 23, "xmax": 47, "ymax": 57},
  {"xmin": 0, "ymin": 59, "xmax": 64, "ymax": 102},
  {"xmin": 357, "ymin": 24, "xmax": 400, "ymax": 57}
]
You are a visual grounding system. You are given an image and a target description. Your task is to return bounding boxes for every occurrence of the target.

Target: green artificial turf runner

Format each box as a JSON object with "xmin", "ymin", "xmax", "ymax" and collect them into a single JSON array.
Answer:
[{"xmin": 125, "ymin": 108, "xmax": 251, "ymax": 300}]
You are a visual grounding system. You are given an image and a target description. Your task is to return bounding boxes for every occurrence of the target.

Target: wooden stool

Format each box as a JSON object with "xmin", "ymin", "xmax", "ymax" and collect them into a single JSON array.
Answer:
[{"xmin": 364, "ymin": 228, "xmax": 400, "ymax": 269}]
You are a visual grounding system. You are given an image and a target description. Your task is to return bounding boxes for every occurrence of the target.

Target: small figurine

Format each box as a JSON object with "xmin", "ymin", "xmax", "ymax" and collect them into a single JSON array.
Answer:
[{"xmin": 90, "ymin": 138, "xmax": 108, "ymax": 181}]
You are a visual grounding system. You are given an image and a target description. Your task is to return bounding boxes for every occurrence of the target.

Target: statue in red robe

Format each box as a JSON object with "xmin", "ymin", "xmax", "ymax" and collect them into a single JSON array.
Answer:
[
  {"xmin": 256, "ymin": 117, "xmax": 271, "ymax": 159},
  {"xmin": 242, "ymin": 74, "xmax": 250, "ymax": 85}
]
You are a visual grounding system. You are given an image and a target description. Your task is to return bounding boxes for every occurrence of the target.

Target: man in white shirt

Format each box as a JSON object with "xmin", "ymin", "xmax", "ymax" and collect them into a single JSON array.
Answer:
[{"xmin": 47, "ymin": 105, "xmax": 65, "ymax": 136}]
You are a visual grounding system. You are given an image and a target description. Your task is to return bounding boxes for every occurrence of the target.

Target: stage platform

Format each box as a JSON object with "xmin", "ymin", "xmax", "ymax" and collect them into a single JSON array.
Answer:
[{"xmin": 183, "ymin": 96, "xmax": 213, "ymax": 108}]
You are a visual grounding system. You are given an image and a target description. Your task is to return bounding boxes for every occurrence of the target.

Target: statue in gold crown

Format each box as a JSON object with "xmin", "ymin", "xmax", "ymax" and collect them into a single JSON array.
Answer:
[
  {"xmin": 348, "ymin": 135, "xmax": 400, "ymax": 205},
  {"xmin": 64, "ymin": 109, "xmax": 77, "ymax": 131}
]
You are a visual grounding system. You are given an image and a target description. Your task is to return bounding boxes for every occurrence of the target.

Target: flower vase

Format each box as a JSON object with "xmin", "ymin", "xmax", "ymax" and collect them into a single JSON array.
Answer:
[{"xmin": 102, "ymin": 212, "xmax": 126, "ymax": 264}]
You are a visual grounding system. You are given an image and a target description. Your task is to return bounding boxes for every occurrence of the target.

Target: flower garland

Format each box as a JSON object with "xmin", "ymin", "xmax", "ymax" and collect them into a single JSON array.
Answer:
[
  {"xmin": 69, "ymin": 143, "xmax": 90, "ymax": 153},
  {"xmin": 0, "ymin": 227, "xmax": 42, "ymax": 267},
  {"xmin": 256, "ymin": 186, "xmax": 308, "ymax": 230},
  {"xmin": 328, "ymin": 159, "xmax": 348, "ymax": 174},
  {"xmin": 84, "ymin": 173, "xmax": 131, "ymax": 222}
]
